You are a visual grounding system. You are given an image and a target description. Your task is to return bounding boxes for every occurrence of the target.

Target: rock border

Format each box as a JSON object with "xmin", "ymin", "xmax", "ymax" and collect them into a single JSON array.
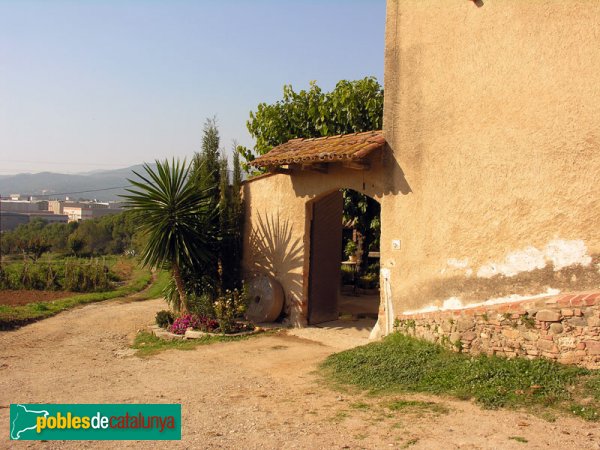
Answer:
[{"xmin": 148, "ymin": 324, "xmax": 263, "ymax": 341}]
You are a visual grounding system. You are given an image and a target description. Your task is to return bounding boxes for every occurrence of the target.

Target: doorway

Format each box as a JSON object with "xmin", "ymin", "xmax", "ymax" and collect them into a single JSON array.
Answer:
[{"xmin": 307, "ymin": 189, "xmax": 381, "ymax": 325}]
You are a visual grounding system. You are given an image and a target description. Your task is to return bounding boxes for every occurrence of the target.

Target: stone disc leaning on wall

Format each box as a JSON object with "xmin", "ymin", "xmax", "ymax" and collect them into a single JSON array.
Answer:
[{"xmin": 246, "ymin": 275, "xmax": 284, "ymax": 323}]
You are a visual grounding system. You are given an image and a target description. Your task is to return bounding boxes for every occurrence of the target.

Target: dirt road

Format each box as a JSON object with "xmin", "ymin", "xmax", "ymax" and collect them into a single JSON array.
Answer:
[{"xmin": 1, "ymin": 297, "xmax": 598, "ymax": 449}]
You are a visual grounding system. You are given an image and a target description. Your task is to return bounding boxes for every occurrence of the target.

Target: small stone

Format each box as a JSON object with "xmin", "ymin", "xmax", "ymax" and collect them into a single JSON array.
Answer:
[
  {"xmin": 456, "ymin": 318, "xmax": 474, "ymax": 332},
  {"xmin": 502, "ymin": 329, "xmax": 520, "ymax": 339},
  {"xmin": 536, "ymin": 310, "xmax": 561, "ymax": 322},
  {"xmin": 537, "ymin": 339, "xmax": 557, "ymax": 352},
  {"xmin": 577, "ymin": 342, "xmax": 586, "ymax": 350},
  {"xmin": 586, "ymin": 341, "xmax": 600, "ymax": 355},
  {"xmin": 568, "ymin": 317, "xmax": 587, "ymax": 327},
  {"xmin": 558, "ymin": 352, "xmax": 581, "ymax": 365},
  {"xmin": 549, "ymin": 323, "xmax": 564, "ymax": 334},
  {"xmin": 588, "ymin": 316, "xmax": 600, "ymax": 327},
  {"xmin": 558, "ymin": 336, "xmax": 575, "ymax": 348},
  {"xmin": 561, "ymin": 309, "xmax": 574, "ymax": 317},
  {"xmin": 461, "ymin": 331, "xmax": 477, "ymax": 341}
]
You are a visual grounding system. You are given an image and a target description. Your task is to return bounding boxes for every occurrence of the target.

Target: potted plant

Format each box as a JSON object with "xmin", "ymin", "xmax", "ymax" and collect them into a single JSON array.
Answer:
[{"xmin": 344, "ymin": 240, "xmax": 358, "ymax": 262}]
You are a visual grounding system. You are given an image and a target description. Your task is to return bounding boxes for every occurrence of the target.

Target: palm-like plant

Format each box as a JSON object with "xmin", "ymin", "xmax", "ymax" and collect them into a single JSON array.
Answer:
[{"xmin": 122, "ymin": 159, "xmax": 215, "ymax": 313}]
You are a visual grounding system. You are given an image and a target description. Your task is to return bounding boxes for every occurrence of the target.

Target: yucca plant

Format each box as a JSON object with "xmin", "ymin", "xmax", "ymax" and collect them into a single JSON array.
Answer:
[{"xmin": 122, "ymin": 159, "xmax": 216, "ymax": 313}]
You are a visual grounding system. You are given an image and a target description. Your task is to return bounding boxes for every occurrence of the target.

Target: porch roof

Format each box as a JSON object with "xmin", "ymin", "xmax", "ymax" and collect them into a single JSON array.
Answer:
[{"xmin": 249, "ymin": 130, "xmax": 385, "ymax": 168}]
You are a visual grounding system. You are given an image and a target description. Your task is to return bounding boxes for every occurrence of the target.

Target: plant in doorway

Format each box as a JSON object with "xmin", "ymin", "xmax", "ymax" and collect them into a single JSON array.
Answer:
[{"xmin": 344, "ymin": 240, "xmax": 358, "ymax": 262}]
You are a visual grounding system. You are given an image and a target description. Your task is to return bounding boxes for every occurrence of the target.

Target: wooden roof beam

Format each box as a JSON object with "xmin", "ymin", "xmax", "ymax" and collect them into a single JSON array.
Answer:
[{"xmin": 343, "ymin": 160, "xmax": 370, "ymax": 170}]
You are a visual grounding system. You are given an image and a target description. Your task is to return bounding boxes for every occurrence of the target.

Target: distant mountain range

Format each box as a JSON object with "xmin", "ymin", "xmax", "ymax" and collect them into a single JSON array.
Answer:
[{"xmin": 0, "ymin": 164, "xmax": 155, "ymax": 201}]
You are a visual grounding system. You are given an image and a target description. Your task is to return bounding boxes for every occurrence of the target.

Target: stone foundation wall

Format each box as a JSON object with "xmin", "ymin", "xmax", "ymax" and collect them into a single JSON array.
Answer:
[{"xmin": 396, "ymin": 292, "xmax": 600, "ymax": 369}]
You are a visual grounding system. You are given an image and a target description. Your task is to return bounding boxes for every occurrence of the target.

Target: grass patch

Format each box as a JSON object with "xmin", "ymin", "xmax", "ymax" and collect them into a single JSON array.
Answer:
[
  {"xmin": 0, "ymin": 266, "xmax": 152, "ymax": 330},
  {"xmin": 387, "ymin": 400, "xmax": 449, "ymax": 416},
  {"xmin": 130, "ymin": 270, "xmax": 170, "ymax": 301},
  {"xmin": 508, "ymin": 436, "xmax": 528, "ymax": 443},
  {"xmin": 349, "ymin": 401, "xmax": 371, "ymax": 410},
  {"xmin": 320, "ymin": 333, "xmax": 600, "ymax": 420},
  {"xmin": 131, "ymin": 330, "xmax": 267, "ymax": 357},
  {"xmin": 401, "ymin": 438, "xmax": 419, "ymax": 448}
]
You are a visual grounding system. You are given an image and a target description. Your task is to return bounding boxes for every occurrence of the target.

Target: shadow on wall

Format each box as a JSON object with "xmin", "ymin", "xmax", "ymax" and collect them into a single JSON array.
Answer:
[
  {"xmin": 288, "ymin": 145, "xmax": 412, "ymax": 199},
  {"xmin": 248, "ymin": 213, "xmax": 304, "ymax": 323}
]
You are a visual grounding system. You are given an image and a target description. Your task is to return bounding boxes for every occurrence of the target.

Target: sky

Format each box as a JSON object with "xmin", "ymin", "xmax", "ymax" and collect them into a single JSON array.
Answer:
[{"xmin": 0, "ymin": 0, "xmax": 385, "ymax": 175}]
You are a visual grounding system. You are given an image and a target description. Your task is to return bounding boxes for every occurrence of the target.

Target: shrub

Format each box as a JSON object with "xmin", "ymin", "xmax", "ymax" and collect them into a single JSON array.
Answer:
[
  {"xmin": 359, "ymin": 272, "xmax": 378, "ymax": 289},
  {"xmin": 197, "ymin": 315, "xmax": 219, "ymax": 333},
  {"xmin": 213, "ymin": 287, "xmax": 249, "ymax": 334},
  {"xmin": 188, "ymin": 293, "xmax": 216, "ymax": 318},
  {"xmin": 170, "ymin": 314, "xmax": 203, "ymax": 335},
  {"xmin": 155, "ymin": 310, "xmax": 174, "ymax": 329}
]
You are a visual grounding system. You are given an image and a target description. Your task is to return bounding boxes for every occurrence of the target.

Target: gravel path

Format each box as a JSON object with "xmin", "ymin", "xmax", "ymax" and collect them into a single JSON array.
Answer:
[{"xmin": 1, "ymin": 297, "xmax": 598, "ymax": 449}]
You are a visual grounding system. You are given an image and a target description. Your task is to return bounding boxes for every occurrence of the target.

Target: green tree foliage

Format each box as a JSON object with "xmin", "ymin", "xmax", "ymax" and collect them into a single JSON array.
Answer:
[
  {"xmin": 0, "ymin": 213, "xmax": 140, "ymax": 258},
  {"xmin": 239, "ymin": 77, "xmax": 383, "ymax": 272},
  {"xmin": 238, "ymin": 77, "xmax": 383, "ymax": 167},
  {"xmin": 187, "ymin": 120, "xmax": 244, "ymax": 299},
  {"xmin": 122, "ymin": 159, "xmax": 216, "ymax": 313}
]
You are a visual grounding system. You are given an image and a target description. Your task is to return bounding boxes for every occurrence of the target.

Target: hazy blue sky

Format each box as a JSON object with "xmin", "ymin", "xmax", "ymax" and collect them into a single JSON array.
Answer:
[{"xmin": 0, "ymin": 0, "xmax": 385, "ymax": 175}]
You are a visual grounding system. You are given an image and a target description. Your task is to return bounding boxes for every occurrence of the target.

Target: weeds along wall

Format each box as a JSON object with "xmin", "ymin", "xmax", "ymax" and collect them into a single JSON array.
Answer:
[{"xmin": 396, "ymin": 291, "xmax": 600, "ymax": 369}]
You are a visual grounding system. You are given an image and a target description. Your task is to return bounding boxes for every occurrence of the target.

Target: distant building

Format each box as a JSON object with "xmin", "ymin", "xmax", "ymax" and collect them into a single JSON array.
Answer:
[
  {"xmin": 62, "ymin": 206, "xmax": 122, "ymax": 223},
  {"xmin": 0, "ymin": 211, "xmax": 68, "ymax": 231},
  {"xmin": 0, "ymin": 212, "xmax": 29, "ymax": 232},
  {"xmin": 0, "ymin": 199, "xmax": 47, "ymax": 213}
]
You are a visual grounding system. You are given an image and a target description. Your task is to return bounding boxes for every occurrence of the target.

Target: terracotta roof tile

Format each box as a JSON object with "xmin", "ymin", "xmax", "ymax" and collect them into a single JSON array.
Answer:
[{"xmin": 250, "ymin": 130, "xmax": 385, "ymax": 167}]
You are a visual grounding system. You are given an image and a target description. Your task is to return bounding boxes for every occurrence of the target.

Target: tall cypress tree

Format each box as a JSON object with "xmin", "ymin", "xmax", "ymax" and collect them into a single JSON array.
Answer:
[{"xmin": 187, "ymin": 119, "xmax": 245, "ymax": 296}]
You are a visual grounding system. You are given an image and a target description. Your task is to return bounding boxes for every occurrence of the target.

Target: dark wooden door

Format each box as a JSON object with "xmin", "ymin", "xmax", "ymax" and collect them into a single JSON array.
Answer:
[{"xmin": 308, "ymin": 190, "xmax": 343, "ymax": 324}]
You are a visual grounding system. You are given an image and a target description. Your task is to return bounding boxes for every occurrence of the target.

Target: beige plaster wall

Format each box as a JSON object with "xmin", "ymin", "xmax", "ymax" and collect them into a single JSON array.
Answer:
[{"xmin": 383, "ymin": 0, "xmax": 600, "ymax": 313}]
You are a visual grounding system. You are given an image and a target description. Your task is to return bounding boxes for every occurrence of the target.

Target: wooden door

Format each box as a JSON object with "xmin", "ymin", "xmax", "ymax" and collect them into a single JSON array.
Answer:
[{"xmin": 308, "ymin": 191, "xmax": 343, "ymax": 324}]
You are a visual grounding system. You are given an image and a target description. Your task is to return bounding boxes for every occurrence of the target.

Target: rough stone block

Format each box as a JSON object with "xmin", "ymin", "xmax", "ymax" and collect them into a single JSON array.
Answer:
[
  {"xmin": 461, "ymin": 331, "xmax": 477, "ymax": 342},
  {"xmin": 561, "ymin": 309, "xmax": 574, "ymax": 317},
  {"xmin": 523, "ymin": 331, "xmax": 538, "ymax": 342},
  {"xmin": 557, "ymin": 336, "xmax": 575, "ymax": 348},
  {"xmin": 586, "ymin": 341, "xmax": 600, "ymax": 355},
  {"xmin": 588, "ymin": 316, "xmax": 600, "ymax": 327},
  {"xmin": 537, "ymin": 339, "xmax": 557, "ymax": 352},
  {"xmin": 502, "ymin": 329, "xmax": 520, "ymax": 339},
  {"xmin": 449, "ymin": 332, "xmax": 461, "ymax": 344},
  {"xmin": 456, "ymin": 318, "xmax": 474, "ymax": 332},
  {"xmin": 568, "ymin": 317, "xmax": 587, "ymax": 327},
  {"xmin": 549, "ymin": 323, "xmax": 564, "ymax": 334},
  {"xmin": 558, "ymin": 352, "xmax": 582, "ymax": 365},
  {"xmin": 536, "ymin": 310, "xmax": 561, "ymax": 322}
]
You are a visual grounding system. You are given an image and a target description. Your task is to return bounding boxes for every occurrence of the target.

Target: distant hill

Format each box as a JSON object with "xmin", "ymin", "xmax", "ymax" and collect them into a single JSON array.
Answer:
[{"xmin": 0, "ymin": 164, "xmax": 155, "ymax": 201}]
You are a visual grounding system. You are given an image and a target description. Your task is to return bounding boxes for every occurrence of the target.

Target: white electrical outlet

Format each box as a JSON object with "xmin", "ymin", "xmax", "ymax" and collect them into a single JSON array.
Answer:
[{"xmin": 392, "ymin": 239, "xmax": 401, "ymax": 250}]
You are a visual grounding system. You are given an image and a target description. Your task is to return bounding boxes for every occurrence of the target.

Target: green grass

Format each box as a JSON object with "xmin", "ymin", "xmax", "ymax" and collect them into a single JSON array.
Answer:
[
  {"xmin": 0, "ymin": 266, "xmax": 152, "ymax": 330},
  {"xmin": 387, "ymin": 400, "xmax": 449, "ymax": 416},
  {"xmin": 131, "ymin": 330, "xmax": 268, "ymax": 357},
  {"xmin": 508, "ymin": 436, "xmax": 528, "ymax": 444},
  {"xmin": 130, "ymin": 270, "xmax": 170, "ymax": 301},
  {"xmin": 320, "ymin": 333, "xmax": 600, "ymax": 420}
]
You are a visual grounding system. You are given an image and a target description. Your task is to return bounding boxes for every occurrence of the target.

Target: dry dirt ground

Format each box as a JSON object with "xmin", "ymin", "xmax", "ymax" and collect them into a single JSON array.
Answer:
[
  {"xmin": 0, "ymin": 290, "xmax": 76, "ymax": 306},
  {"xmin": 1, "ymin": 297, "xmax": 599, "ymax": 449}
]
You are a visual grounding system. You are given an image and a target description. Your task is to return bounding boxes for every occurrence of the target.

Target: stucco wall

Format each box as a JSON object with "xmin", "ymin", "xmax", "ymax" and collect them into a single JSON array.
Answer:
[{"xmin": 382, "ymin": 0, "xmax": 600, "ymax": 314}]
